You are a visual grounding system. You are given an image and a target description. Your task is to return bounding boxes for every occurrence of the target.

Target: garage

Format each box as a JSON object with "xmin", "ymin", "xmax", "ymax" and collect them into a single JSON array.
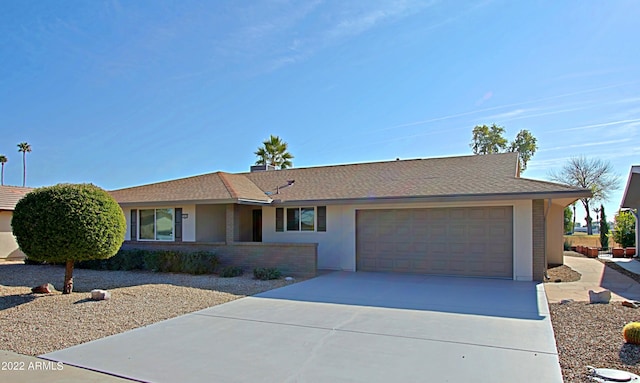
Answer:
[{"xmin": 356, "ymin": 206, "xmax": 513, "ymax": 278}]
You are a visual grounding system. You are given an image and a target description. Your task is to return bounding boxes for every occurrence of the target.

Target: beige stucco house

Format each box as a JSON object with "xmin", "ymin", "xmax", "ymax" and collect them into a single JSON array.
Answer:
[
  {"xmin": 621, "ymin": 165, "xmax": 640, "ymax": 250},
  {"xmin": 110, "ymin": 153, "xmax": 590, "ymax": 281},
  {"xmin": 0, "ymin": 186, "xmax": 33, "ymax": 261}
]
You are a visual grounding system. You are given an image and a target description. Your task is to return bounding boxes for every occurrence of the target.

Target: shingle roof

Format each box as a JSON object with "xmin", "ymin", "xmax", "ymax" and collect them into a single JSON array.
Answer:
[
  {"xmin": 109, "ymin": 172, "xmax": 270, "ymax": 205},
  {"xmin": 0, "ymin": 186, "xmax": 33, "ymax": 211},
  {"xmin": 110, "ymin": 153, "xmax": 590, "ymax": 205}
]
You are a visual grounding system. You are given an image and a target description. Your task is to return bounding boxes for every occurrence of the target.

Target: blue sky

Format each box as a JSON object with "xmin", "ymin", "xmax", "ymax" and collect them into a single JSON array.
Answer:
[{"xmin": 1, "ymin": 1, "xmax": 638, "ymax": 224}]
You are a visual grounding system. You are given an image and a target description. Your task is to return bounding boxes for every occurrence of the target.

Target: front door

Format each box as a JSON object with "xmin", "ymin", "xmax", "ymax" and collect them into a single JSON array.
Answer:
[{"xmin": 252, "ymin": 209, "xmax": 262, "ymax": 242}]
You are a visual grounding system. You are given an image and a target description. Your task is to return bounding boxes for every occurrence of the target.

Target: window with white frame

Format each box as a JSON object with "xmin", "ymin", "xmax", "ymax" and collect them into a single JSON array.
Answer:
[
  {"xmin": 139, "ymin": 208, "xmax": 174, "ymax": 240},
  {"xmin": 276, "ymin": 206, "xmax": 326, "ymax": 232}
]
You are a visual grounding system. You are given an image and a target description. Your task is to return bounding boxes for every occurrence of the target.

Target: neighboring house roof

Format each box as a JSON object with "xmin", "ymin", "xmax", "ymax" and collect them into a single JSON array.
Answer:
[
  {"xmin": 0, "ymin": 186, "xmax": 33, "ymax": 211},
  {"xmin": 111, "ymin": 153, "xmax": 591, "ymax": 206},
  {"xmin": 621, "ymin": 165, "xmax": 640, "ymax": 208}
]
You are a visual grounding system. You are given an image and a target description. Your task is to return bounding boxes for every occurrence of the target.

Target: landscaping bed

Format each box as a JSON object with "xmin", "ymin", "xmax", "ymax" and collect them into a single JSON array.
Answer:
[
  {"xmin": 0, "ymin": 263, "xmax": 296, "ymax": 356},
  {"xmin": 551, "ymin": 302, "xmax": 640, "ymax": 382}
]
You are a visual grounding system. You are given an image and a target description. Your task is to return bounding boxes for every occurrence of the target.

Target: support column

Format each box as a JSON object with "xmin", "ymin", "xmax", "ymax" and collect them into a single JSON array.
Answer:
[{"xmin": 226, "ymin": 204, "xmax": 235, "ymax": 244}]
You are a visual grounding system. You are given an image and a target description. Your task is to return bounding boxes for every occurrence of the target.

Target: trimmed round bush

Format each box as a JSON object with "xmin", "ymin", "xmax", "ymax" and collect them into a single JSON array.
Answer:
[
  {"xmin": 12, "ymin": 183, "xmax": 126, "ymax": 293},
  {"xmin": 623, "ymin": 322, "xmax": 640, "ymax": 344}
]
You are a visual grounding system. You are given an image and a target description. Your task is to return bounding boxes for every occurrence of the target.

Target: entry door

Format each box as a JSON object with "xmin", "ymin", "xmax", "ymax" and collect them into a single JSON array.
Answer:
[{"xmin": 252, "ymin": 209, "xmax": 262, "ymax": 242}]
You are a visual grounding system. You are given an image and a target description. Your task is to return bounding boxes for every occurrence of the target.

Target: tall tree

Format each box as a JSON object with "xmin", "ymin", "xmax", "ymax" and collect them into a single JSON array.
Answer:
[
  {"xmin": 17, "ymin": 142, "xmax": 31, "ymax": 187},
  {"xmin": 564, "ymin": 206, "xmax": 573, "ymax": 234},
  {"xmin": 470, "ymin": 124, "xmax": 507, "ymax": 154},
  {"xmin": 470, "ymin": 124, "xmax": 537, "ymax": 172},
  {"xmin": 548, "ymin": 156, "xmax": 620, "ymax": 235},
  {"xmin": 254, "ymin": 135, "xmax": 294, "ymax": 169},
  {"xmin": 0, "ymin": 155, "xmax": 6, "ymax": 186},
  {"xmin": 599, "ymin": 204, "xmax": 609, "ymax": 249},
  {"xmin": 508, "ymin": 129, "xmax": 538, "ymax": 172}
]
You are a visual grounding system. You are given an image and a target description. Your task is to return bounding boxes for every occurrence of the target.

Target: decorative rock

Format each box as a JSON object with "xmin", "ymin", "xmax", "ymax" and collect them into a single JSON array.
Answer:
[
  {"xmin": 589, "ymin": 289, "xmax": 611, "ymax": 304},
  {"xmin": 622, "ymin": 301, "xmax": 640, "ymax": 309},
  {"xmin": 31, "ymin": 283, "xmax": 55, "ymax": 294},
  {"xmin": 285, "ymin": 277, "xmax": 294, "ymax": 282},
  {"xmin": 90, "ymin": 289, "xmax": 111, "ymax": 301},
  {"xmin": 560, "ymin": 299, "xmax": 574, "ymax": 305}
]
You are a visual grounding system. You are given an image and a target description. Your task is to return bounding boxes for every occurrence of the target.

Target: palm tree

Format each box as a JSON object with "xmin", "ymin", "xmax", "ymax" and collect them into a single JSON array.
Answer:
[
  {"xmin": 254, "ymin": 135, "xmax": 294, "ymax": 169},
  {"xmin": 0, "ymin": 155, "xmax": 7, "ymax": 186},
  {"xmin": 17, "ymin": 142, "xmax": 31, "ymax": 187}
]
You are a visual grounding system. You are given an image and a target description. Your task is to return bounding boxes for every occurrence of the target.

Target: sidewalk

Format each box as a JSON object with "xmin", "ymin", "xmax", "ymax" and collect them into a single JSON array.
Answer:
[
  {"xmin": 544, "ymin": 256, "xmax": 640, "ymax": 303},
  {"xmin": 0, "ymin": 350, "xmax": 132, "ymax": 383},
  {"xmin": 601, "ymin": 255, "xmax": 640, "ymax": 274}
]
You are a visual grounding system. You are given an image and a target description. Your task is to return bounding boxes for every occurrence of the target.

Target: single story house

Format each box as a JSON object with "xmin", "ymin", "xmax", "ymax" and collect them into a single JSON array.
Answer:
[
  {"xmin": 621, "ymin": 165, "xmax": 640, "ymax": 249},
  {"xmin": 0, "ymin": 185, "xmax": 33, "ymax": 261},
  {"xmin": 110, "ymin": 153, "xmax": 591, "ymax": 281}
]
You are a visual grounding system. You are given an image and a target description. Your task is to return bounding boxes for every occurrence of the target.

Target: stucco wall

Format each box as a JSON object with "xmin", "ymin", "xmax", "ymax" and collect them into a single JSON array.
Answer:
[
  {"xmin": 545, "ymin": 201, "xmax": 565, "ymax": 266},
  {"xmin": 0, "ymin": 211, "xmax": 25, "ymax": 260},
  {"xmin": 196, "ymin": 204, "xmax": 226, "ymax": 242},
  {"xmin": 263, "ymin": 199, "xmax": 535, "ymax": 280}
]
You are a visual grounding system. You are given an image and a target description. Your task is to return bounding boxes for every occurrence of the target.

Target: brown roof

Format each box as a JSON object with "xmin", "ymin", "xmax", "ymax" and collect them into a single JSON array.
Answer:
[
  {"xmin": 109, "ymin": 172, "xmax": 270, "ymax": 205},
  {"xmin": 110, "ymin": 153, "xmax": 590, "ymax": 205},
  {"xmin": 0, "ymin": 186, "xmax": 33, "ymax": 211}
]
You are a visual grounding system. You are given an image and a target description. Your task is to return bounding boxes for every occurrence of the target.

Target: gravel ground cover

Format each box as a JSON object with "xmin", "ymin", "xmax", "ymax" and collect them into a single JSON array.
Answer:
[
  {"xmin": 551, "ymin": 302, "xmax": 640, "ymax": 382},
  {"xmin": 0, "ymin": 263, "xmax": 295, "ymax": 356},
  {"xmin": 545, "ymin": 264, "xmax": 582, "ymax": 283}
]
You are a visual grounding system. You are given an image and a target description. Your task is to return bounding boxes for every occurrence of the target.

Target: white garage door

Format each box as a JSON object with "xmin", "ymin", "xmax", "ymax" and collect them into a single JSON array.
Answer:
[{"xmin": 356, "ymin": 206, "xmax": 513, "ymax": 278}]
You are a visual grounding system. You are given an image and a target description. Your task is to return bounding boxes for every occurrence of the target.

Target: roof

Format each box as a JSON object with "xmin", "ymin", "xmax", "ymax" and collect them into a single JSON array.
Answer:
[
  {"xmin": 0, "ymin": 186, "xmax": 33, "ymax": 211},
  {"xmin": 621, "ymin": 165, "xmax": 640, "ymax": 208},
  {"xmin": 110, "ymin": 172, "xmax": 271, "ymax": 205},
  {"xmin": 110, "ymin": 153, "xmax": 591, "ymax": 206}
]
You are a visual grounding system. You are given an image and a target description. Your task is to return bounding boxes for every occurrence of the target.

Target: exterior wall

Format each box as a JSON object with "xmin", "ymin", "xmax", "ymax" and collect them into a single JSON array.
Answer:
[
  {"xmin": 121, "ymin": 241, "xmax": 317, "ymax": 277},
  {"xmin": 196, "ymin": 204, "xmax": 226, "ymax": 242},
  {"xmin": 532, "ymin": 200, "xmax": 546, "ymax": 282},
  {"xmin": 263, "ymin": 199, "xmax": 535, "ymax": 280},
  {"xmin": 545, "ymin": 201, "xmax": 565, "ymax": 266},
  {"xmin": 0, "ymin": 211, "xmax": 25, "ymax": 261},
  {"xmin": 122, "ymin": 205, "xmax": 196, "ymax": 242}
]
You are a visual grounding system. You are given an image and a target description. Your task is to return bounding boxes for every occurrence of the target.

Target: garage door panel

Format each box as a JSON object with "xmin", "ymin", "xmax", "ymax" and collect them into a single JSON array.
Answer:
[{"xmin": 356, "ymin": 207, "xmax": 513, "ymax": 278}]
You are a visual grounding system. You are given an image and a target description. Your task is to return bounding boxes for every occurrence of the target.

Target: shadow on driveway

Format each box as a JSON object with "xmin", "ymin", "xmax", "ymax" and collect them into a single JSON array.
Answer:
[{"xmin": 256, "ymin": 271, "xmax": 547, "ymax": 320}]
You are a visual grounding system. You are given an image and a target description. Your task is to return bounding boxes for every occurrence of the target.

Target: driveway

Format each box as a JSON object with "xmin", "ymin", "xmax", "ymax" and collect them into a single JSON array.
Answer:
[{"xmin": 43, "ymin": 272, "xmax": 562, "ymax": 382}]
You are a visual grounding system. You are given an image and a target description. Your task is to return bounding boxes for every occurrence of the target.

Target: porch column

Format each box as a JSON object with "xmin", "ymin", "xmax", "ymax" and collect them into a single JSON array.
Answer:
[{"xmin": 226, "ymin": 204, "xmax": 235, "ymax": 244}]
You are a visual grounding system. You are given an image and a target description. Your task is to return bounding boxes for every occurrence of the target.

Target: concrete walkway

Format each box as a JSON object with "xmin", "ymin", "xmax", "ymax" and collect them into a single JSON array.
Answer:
[
  {"xmin": 544, "ymin": 256, "xmax": 640, "ymax": 303},
  {"xmin": 604, "ymin": 256, "xmax": 640, "ymax": 274}
]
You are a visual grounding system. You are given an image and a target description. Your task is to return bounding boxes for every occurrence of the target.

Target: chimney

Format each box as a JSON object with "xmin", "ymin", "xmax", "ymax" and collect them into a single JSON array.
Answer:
[{"xmin": 250, "ymin": 164, "xmax": 277, "ymax": 172}]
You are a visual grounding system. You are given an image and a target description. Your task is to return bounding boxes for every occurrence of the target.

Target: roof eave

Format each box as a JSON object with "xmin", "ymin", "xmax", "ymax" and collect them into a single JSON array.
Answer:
[
  {"xmin": 621, "ymin": 166, "xmax": 640, "ymax": 208},
  {"xmin": 271, "ymin": 190, "xmax": 592, "ymax": 206}
]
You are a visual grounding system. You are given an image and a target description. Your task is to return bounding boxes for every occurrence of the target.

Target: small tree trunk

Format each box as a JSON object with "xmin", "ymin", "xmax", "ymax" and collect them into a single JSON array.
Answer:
[{"xmin": 63, "ymin": 260, "xmax": 74, "ymax": 294}]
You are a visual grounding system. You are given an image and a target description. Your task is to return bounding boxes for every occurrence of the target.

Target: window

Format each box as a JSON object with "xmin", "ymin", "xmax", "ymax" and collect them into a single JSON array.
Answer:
[
  {"xmin": 276, "ymin": 206, "xmax": 326, "ymax": 232},
  {"xmin": 139, "ymin": 208, "xmax": 174, "ymax": 241}
]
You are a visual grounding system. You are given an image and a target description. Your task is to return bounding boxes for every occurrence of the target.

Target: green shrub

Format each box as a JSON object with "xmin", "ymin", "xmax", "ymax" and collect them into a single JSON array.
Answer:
[
  {"xmin": 613, "ymin": 211, "xmax": 636, "ymax": 248},
  {"xmin": 220, "ymin": 266, "xmax": 244, "ymax": 278},
  {"xmin": 180, "ymin": 251, "xmax": 219, "ymax": 274},
  {"xmin": 563, "ymin": 239, "xmax": 571, "ymax": 251},
  {"xmin": 253, "ymin": 267, "xmax": 281, "ymax": 280},
  {"xmin": 77, "ymin": 249, "xmax": 218, "ymax": 275},
  {"xmin": 12, "ymin": 183, "xmax": 126, "ymax": 293}
]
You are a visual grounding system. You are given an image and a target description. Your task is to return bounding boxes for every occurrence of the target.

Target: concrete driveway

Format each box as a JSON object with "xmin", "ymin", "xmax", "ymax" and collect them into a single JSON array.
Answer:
[{"xmin": 43, "ymin": 272, "xmax": 562, "ymax": 383}]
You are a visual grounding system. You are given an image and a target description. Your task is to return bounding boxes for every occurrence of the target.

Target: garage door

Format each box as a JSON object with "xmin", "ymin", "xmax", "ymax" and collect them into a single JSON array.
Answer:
[{"xmin": 356, "ymin": 207, "xmax": 513, "ymax": 278}]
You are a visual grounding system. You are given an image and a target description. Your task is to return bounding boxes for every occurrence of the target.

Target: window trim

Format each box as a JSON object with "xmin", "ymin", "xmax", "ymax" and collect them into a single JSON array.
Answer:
[
  {"xmin": 276, "ymin": 206, "xmax": 326, "ymax": 232},
  {"xmin": 138, "ymin": 208, "xmax": 175, "ymax": 241}
]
